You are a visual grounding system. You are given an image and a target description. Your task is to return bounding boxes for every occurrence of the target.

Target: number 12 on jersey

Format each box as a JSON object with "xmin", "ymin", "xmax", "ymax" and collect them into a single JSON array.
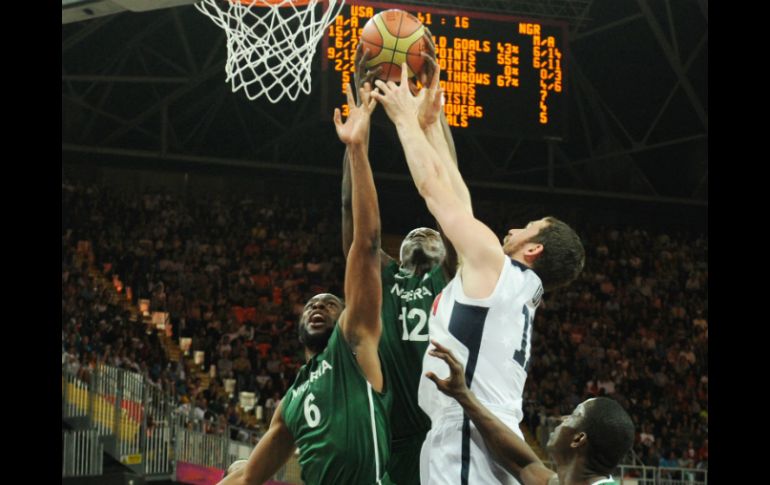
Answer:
[{"xmin": 398, "ymin": 307, "xmax": 429, "ymax": 341}]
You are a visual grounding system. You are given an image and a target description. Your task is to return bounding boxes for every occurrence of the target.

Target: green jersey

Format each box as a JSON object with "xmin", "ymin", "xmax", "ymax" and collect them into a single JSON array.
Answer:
[
  {"xmin": 380, "ymin": 261, "xmax": 447, "ymax": 440},
  {"xmin": 282, "ymin": 324, "xmax": 393, "ymax": 485}
]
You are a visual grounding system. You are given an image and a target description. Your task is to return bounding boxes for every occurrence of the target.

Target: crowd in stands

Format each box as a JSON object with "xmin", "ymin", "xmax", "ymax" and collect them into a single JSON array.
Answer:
[
  {"xmin": 62, "ymin": 179, "xmax": 707, "ymax": 469},
  {"xmin": 522, "ymin": 226, "xmax": 708, "ymax": 470}
]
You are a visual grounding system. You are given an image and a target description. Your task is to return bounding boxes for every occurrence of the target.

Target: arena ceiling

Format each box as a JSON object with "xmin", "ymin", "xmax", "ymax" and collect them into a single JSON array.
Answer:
[{"xmin": 62, "ymin": 0, "xmax": 707, "ymax": 208}]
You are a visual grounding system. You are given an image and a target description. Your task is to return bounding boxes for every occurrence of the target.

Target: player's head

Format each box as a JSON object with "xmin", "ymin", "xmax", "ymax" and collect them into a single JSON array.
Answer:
[
  {"xmin": 502, "ymin": 216, "xmax": 584, "ymax": 291},
  {"xmin": 546, "ymin": 397, "xmax": 635, "ymax": 475},
  {"xmin": 298, "ymin": 293, "xmax": 345, "ymax": 353},
  {"xmin": 400, "ymin": 227, "xmax": 446, "ymax": 275}
]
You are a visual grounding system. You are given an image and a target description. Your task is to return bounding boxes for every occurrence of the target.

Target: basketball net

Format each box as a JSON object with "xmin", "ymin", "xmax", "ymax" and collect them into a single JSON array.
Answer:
[{"xmin": 196, "ymin": 0, "xmax": 345, "ymax": 103}]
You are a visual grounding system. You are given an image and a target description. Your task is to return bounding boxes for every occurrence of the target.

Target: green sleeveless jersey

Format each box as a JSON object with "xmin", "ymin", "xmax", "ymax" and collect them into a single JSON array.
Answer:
[
  {"xmin": 380, "ymin": 261, "xmax": 447, "ymax": 441},
  {"xmin": 281, "ymin": 324, "xmax": 393, "ymax": 485}
]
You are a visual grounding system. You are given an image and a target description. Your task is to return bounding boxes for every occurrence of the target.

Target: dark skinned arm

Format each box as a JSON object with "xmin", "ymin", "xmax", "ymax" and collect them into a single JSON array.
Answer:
[
  {"xmin": 215, "ymin": 401, "xmax": 296, "ymax": 485},
  {"xmin": 335, "ymin": 82, "xmax": 385, "ymax": 391},
  {"xmin": 341, "ymin": 45, "xmax": 396, "ymax": 268},
  {"xmin": 426, "ymin": 340, "xmax": 558, "ymax": 485}
]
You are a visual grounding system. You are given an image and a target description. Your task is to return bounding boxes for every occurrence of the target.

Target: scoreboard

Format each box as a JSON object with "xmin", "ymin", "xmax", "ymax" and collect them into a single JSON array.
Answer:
[{"xmin": 321, "ymin": 0, "xmax": 569, "ymax": 140}]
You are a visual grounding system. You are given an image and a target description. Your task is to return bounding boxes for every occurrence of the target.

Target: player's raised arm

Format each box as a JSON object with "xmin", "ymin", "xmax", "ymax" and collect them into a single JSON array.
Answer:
[
  {"xmin": 335, "ymin": 82, "xmax": 385, "ymax": 391},
  {"xmin": 341, "ymin": 46, "xmax": 390, "ymax": 265},
  {"xmin": 371, "ymin": 66, "xmax": 505, "ymax": 297},
  {"xmin": 415, "ymin": 37, "xmax": 466, "ymax": 278},
  {"xmin": 417, "ymin": 32, "xmax": 472, "ymax": 219}
]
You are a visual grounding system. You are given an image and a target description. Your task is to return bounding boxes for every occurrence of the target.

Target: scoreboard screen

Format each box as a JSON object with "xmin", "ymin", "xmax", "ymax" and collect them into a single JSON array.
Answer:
[{"xmin": 321, "ymin": 0, "xmax": 569, "ymax": 140}]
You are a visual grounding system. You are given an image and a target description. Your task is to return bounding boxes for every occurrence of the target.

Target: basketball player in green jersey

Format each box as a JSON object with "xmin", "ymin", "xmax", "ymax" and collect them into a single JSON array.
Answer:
[
  {"xmin": 342, "ymin": 39, "xmax": 472, "ymax": 485},
  {"xmin": 218, "ymin": 83, "xmax": 392, "ymax": 485}
]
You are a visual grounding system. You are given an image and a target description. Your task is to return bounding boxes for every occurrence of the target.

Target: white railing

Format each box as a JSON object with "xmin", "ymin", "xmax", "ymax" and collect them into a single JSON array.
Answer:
[
  {"xmin": 615, "ymin": 465, "xmax": 707, "ymax": 484},
  {"xmin": 62, "ymin": 429, "xmax": 103, "ymax": 477}
]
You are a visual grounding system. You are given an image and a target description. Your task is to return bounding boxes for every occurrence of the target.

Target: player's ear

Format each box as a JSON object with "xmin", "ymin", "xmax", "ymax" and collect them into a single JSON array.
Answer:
[{"xmin": 523, "ymin": 243, "xmax": 543, "ymax": 264}]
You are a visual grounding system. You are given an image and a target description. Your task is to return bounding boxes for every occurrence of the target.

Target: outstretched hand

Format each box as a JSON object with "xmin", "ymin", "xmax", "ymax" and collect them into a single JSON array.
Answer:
[
  {"xmin": 425, "ymin": 339, "xmax": 471, "ymax": 401},
  {"xmin": 354, "ymin": 45, "xmax": 383, "ymax": 106},
  {"xmin": 417, "ymin": 53, "xmax": 443, "ymax": 130},
  {"xmin": 334, "ymin": 82, "xmax": 377, "ymax": 146},
  {"xmin": 370, "ymin": 63, "xmax": 423, "ymax": 126},
  {"xmin": 418, "ymin": 28, "xmax": 438, "ymax": 87}
]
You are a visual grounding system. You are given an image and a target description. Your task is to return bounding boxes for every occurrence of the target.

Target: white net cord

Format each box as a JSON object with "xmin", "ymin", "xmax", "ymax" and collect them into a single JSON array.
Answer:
[{"xmin": 196, "ymin": 0, "xmax": 346, "ymax": 103}]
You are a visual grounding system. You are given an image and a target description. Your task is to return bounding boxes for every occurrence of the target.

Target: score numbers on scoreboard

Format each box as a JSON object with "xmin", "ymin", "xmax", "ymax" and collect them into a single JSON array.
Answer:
[{"xmin": 321, "ymin": 1, "xmax": 568, "ymax": 140}]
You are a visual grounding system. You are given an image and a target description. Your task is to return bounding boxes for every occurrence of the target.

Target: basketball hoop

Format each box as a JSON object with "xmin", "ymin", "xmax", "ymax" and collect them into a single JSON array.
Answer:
[{"xmin": 196, "ymin": 0, "xmax": 346, "ymax": 103}]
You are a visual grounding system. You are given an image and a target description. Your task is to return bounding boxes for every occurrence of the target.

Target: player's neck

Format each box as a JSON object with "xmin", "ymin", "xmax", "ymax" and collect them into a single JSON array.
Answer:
[
  {"xmin": 399, "ymin": 261, "xmax": 432, "ymax": 277},
  {"xmin": 557, "ymin": 460, "xmax": 610, "ymax": 485},
  {"xmin": 508, "ymin": 254, "xmax": 532, "ymax": 269},
  {"xmin": 304, "ymin": 348, "xmax": 319, "ymax": 362}
]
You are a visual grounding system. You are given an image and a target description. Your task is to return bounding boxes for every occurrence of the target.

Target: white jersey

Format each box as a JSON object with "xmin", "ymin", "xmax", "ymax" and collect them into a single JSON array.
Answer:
[{"xmin": 418, "ymin": 258, "xmax": 543, "ymax": 485}]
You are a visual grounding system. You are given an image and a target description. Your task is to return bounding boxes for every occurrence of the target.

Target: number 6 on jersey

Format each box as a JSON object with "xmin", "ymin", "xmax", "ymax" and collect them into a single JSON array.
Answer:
[{"xmin": 304, "ymin": 393, "xmax": 321, "ymax": 427}]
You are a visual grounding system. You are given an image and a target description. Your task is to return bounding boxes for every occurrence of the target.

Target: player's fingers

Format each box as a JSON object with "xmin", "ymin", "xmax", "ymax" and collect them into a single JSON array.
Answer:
[
  {"xmin": 424, "ymin": 38, "xmax": 435, "ymax": 57},
  {"xmin": 428, "ymin": 348, "xmax": 447, "ymax": 361},
  {"xmin": 428, "ymin": 350, "xmax": 460, "ymax": 377},
  {"xmin": 424, "ymin": 27, "xmax": 435, "ymax": 47},
  {"xmin": 430, "ymin": 339, "xmax": 451, "ymax": 354},
  {"xmin": 360, "ymin": 85, "xmax": 374, "ymax": 109},
  {"xmin": 433, "ymin": 88, "xmax": 444, "ymax": 107},
  {"xmin": 374, "ymin": 79, "xmax": 390, "ymax": 94},
  {"xmin": 364, "ymin": 85, "xmax": 378, "ymax": 110},
  {"xmin": 401, "ymin": 62, "xmax": 409, "ymax": 86},
  {"xmin": 425, "ymin": 372, "xmax": 442, "ymax": 387},
  {"xmin": 429, "ymin": 59, "xmax": 441, "ymax": 90},
  {"xmin": 430, "ymin": 342, "xmax": 462, "ymax": 370},
  {"xmin": 333, "ymin": 108, "xmax": 342, "ymax": 127},
  {"xmin": 408, "ymin": 79, "xmax": 420, "ymax": 96},
  {"xmin": 363, "ymin": 66, "xmax": 383, "ymax": 85},
  {"xmin": 370, "ymin": 90, "xmax": 385, "ymax": 104},
  {"xmin": 446, "ymin": 356, "xmax": 464, "ymax": 376},
  {"xmin": 344, "ymin": 83, "xmax": 356, "ymax": 107},
  {"xmin": 356, "ymin": 45, "xmax": 368, "ymax": 70}
]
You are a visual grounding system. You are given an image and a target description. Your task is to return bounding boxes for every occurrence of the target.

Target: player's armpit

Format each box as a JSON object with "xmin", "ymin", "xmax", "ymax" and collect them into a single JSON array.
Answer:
[
  {"xmin": 421, "ymin": 179, "xmax": 504, "ymax": 296},
  {"xmin": 338, "ymin": 309, "xmax": 384, "ymax": 392}
]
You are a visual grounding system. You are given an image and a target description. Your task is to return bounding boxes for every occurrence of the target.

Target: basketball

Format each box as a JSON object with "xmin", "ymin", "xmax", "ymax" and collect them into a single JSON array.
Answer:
[{"xmin": 359, "ymin": 9, "xmax": 427, "ymax": 82}]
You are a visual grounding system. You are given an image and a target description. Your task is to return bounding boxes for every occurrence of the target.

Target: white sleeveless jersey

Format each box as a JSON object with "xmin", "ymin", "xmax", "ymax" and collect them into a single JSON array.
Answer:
[{"xmin": 418, "ymin": 258, "xmax": 543, "ymax": 424}]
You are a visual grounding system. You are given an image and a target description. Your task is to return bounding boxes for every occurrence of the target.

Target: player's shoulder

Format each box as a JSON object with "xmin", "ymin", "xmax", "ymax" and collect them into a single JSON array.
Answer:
[
  {"xmin": 509, "ymin": 258, "xmax": 532, "ymax": 273},
  {"xmin": 506, "ymin": 259, "xmax": 543, "ymax": 302},
  {"xmin": 427, "ymin": 263, "xmax": 448, "ymax": 284},
  {"xmin": 382, "ymin": 259, "xmax": 400, "ymax": 283},
  {"xmin": 508, "ymin": 258, "xmax": 541, "ymax": 284}
]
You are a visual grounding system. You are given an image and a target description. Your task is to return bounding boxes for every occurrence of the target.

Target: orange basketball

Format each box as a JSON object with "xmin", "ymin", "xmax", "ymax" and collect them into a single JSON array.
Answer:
[{"xmin": 359, "ymin": 9, "xmax": 426, "ymax": 82}]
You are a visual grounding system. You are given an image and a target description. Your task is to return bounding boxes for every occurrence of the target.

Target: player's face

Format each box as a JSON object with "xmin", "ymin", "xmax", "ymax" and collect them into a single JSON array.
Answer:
[
  {"xmin": 400, "ymin": 227, "xmax": 446, "ymax": 267},
  {"xmin": 546, "ymin": 399, "xmax": 590, "ymax": 456},
  {"xmin": 299, "ymin": 294, "xmax": 343, "ymax": 349},
  {"xmin": 301, "ymin": 294, "xmax": 343, "ymax": 332},
  {"xmin": 502, "ymin": 219, "xmax": 549, "ymax": 257}
]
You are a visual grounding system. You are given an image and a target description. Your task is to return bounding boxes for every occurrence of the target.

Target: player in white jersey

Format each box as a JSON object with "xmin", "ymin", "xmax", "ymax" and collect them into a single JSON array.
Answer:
[
  {"xmin": 426, "ymin": 340, "xmax": 635, "ymax": 485},
  {"xmin": 372, "ymin": 63, "xmax": 585, "ymax": 485}
]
